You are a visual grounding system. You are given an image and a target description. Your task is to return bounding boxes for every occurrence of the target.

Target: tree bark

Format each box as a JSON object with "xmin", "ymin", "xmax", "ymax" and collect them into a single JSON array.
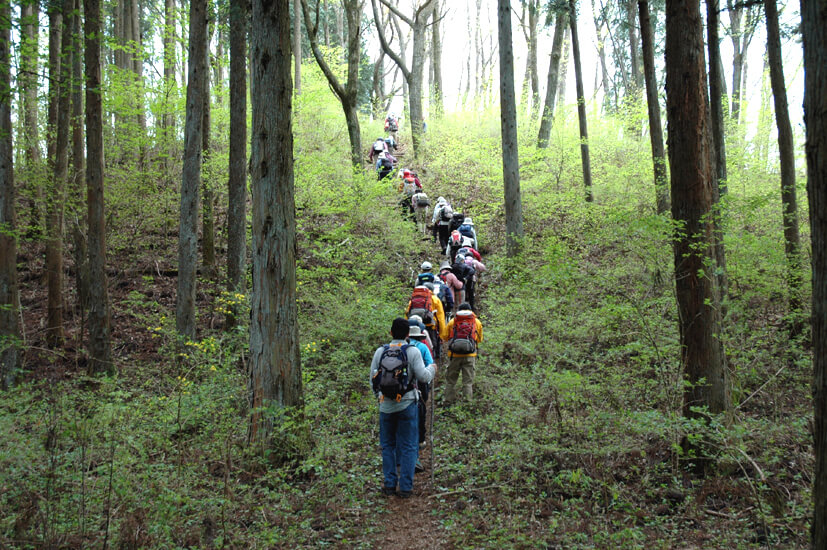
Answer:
[
  {"xmin": 202, "ymin": 46, "xmax": 215, "ymax": 277},
  {"xmin": 590, "ymin": 0, "xmax": 613, "ymax": 113},
  {"xmin": 20, "ymin": 0, "xmax": 42, "ymax": 235},
  {"xmin": 70, "ymin": 0, "xmax": 88, "ymax": 319},
  {"xmin": 626, "ymin": 0, "xmax": 642, "ymax": 92},
  {"xmin": 537, "ymin": 11, "xmax": 567, "ymax": 149},
  {"xmin": 725, "ymin": 0, "xmax": 758, "ymax": 122},
  {"xmin": 430, "ymin": 0, "xmax": 443, "ymax": 118},
  {"xmin": 498, "ymin": 0, "xmax": 523, "ymax": 257},
  {"xmin": 556, "ymin": 25, "xmax": 570, "ymax": 109},
  {"xmin": 227, "ymin": 0, "xmax": 247, "ymax": 329},
  {"xmin": 0, "ymin": 0, "xmax": 21, "ymax": 388},
  {"xmin": 294, "ymin": 0, "xmax": 301, "ymax": 93},
  {"xmin": 249, "ymin": 0, "xmax": 304, "ymax": 452},
  {"xmin": 638, "ymin": 0, "xmax": 669, "ymax": 214},
  {"xmin": 302, "ymin": 0, "xmax": 363, "ymax": 167},
  {"xmin": 47, "ymin": 7, "xmax": 62, "ymax": 166},
  {"xmin": 665, "ymin": 0, "xmax": 730, "ymax": 419},
  {"xmin": 764, "ymin": 0, "xmax": 801, "ymax": 318},
  {"xmin": 801, "ymin": 0, "xmax": 827, "ymax": 542},
  {"xmin": 569, "ymin": 0, "xmax": 592, "ymax": 202},
  {"xmin": 176, "ymin": 0, "xmax": 207, "ymax": 340},
  {"xmin": 163, "ymin": 0, "xmax": 177, "ymax": 165},
  {"xmin": 85, "ymin": 0, "xmax": 114, "ymax": 374},
  {"xmin": 705, "ymin": 0, "xmax": 729, "ymax": 307}
]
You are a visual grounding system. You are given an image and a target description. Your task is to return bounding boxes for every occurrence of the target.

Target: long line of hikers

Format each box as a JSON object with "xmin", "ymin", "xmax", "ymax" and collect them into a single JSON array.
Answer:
[{"xmin": 368, "ymin": 145, "xmax": 486, "ymax": 498}]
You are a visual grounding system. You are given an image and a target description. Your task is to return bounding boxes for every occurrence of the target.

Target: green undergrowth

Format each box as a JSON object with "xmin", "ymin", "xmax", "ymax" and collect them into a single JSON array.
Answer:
[{"xmin": 1, "ymin": 68, "xmax": 814, "ymax": 548}]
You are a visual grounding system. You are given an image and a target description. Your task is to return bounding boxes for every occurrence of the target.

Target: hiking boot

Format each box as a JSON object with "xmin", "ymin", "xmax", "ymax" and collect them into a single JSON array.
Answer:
[
  {"xmin": 398, "ymin": 490, "xmax": 412, "ymax": 499},
  {"xmin": 415, "ymin": 460, "xmax": 425, "ymax": 473},
  {"xmin": 381, "ymin": 486, "xmax": 396, "ymax": 496}
]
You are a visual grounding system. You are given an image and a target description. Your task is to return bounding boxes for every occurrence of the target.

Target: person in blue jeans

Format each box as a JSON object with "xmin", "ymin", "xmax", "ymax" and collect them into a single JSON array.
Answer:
[{"xmin": 370, "ymin": 318, "xmax": 436, "ymax": 498}]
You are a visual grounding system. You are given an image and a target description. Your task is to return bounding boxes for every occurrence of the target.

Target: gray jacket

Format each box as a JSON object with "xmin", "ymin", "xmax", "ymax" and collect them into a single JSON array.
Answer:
[{"xmin": 370, "ymin": 339, "xmax": 435, "ymax": 414}]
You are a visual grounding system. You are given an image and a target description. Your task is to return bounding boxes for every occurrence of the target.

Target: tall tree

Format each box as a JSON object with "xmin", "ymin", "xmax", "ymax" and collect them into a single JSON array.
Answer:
[
  {"xmin": 517, "ymin": 0, "xmax": 540, "ymax": 119},
  {"xmin": 430, "ymin": 0, "xmax": 443, "ymax": 118},
  {"xmin": 20, "ymin": 0, "xmax": 41, "ymax": 235},
  {"xmin": 569, "ymin": 0, "xmax": 593, "ymax": 202},
  {"xmin": 85, "ymin": 0, "xmax": 114, "ymax": 374},
  {"xmin": 70, "ymin": 0, "xmax": 88, "ymax": 318},
  {"xmin": 0, "ymin": 0, "xmax": 21, "ymax": 388},
  {"xmin": 801, "ymin": 0, "xmax": 827, "ymax": 542},
  {"xmin": 202, "ymin": 32, "xmax": 215, "ymax": 278},
  {"xmin": 638, "ymin": 0, "xmax": 668, "ymax": 214},
  {"xmin": 176, "ymin": 0, "xmax": 207, "ymax": 340},
  {"xmin": 372, "ymin": 0, "xmax": 436, "ymax": 158},
  {"xmin": 227, "ymin": 0, "xmax": 247, "ymax": 329},
  {"xmin": 556, "ymin": 25, "xmax": 570, "ymax": 108},
  {"xmin": 537, "ymin": 11, "xmax": 567, "ymax": 148},
  {"xmin": 498, "ymin": 0, "xmax": 523, "ymax": 257},
  {"xmin": 725, "ymin": 0, "xmax": 759, "ymax": 121},
  {"xmin": 249, "ymin": 0, "xmax": 304, "ymax": 451},
  {"xmin": 764, "ymin": 0, "xmax": 801, "ymax": 317},
  {"xmin": 294, "ymin": 0, "xmax": 301, "ymax": 93},
  {"xmin": 665, "ymin": 0, "xmax": 730, "ymax": 418},
  {"xmin": 162, "ymin": 0, "xmax": 177, "ymax": 166},
  {"xmin": 302, "ymin": 0, "xmax": 363, "ymax": 167},
  {"xmin": 705, "ymin": 0, "xmax": 729, "ymax": 306},
  {"xmin": 625, "ymin": 0, "xmax": 642, "ymax": 92}
]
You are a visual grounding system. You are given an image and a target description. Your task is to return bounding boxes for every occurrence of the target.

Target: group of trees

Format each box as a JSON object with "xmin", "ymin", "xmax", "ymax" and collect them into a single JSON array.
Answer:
[{"xmin": 0, "ymin": 0, "xmax": 826, "ymax": 542}]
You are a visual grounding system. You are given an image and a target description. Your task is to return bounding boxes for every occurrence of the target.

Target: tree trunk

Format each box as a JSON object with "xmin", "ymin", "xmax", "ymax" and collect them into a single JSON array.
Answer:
[
  {"xmin": 430, "ymin": 0, "xmax": 443, "ymax": 118},
  {"xmin": 47, "ymin": 7, "xmax": 62, "ymax": 166},
  {"xmin": 294, "ymin": 0, "xmax": 301, "ymax": 93},
  {"xmin": 590, "ymin": 0, "xmax": 613, "ymax": 113},
  {"xmin": 764, "ymin": 0, "xmax": 801, "ymax": 318},
  {"xmin": 163, "ymin": 0, "xmax": 177, "ymax": 165},
  {"xmin": 131, "ymin": 0, "xmax": 146, "ymax": 138},
  {"xmin": 202, "ymin": 51, "xmax": 215, "ymax": 277},
  {"xmin": 556, "ymin": 26, "xmax": 570, "ymax": 108},
  {"xmin": 726, "ymin": 1, "xmax": 758, "ymax": 122},
  {"xmin": 20, "ymin": 0, "xmax": 42, "ymax": 235},
  {"xmin": 302, "ymin": 0, "xmax": 363, "ymax": 167},
  {"xmin": 176, "ymin": 0, "xmax": 207, "ymax": 340},
  {"xmin": 523, "ymin": 0, "xmax": 540, "ymax": 121},
  {"xmin": 324, "ymin": 0, "xmax": 329, "ymax": 47},
  {"xmin": 537, "ymin": 11, "xmax": 567, "ymax": 149},
  {"xmin": 638, "ymin": 0, "xmax": 669, "ymax": 214},
  {"xmin": 498, "ymin": 0, "xmax": 524, "ymax": 257},
  {"xmin": 70, "ymin": 0, "xmax": 88, "ymax": 319},
  {"xmin": 0, "ymin": 0, "xmax": 21, "ymax": 389},
  {"xmin": 626, "ymin": 0, "xmax": 642, "ymax": 92},
  {"xmin": 705, "ymin": 0, "xmax": 729, "ymax": 307},
  {"xmin": 84, "ymin": 0, "xmax": 114, "ymax": 374},
  {"xmin": 46, "ymin": 0, "xmax": 75, "ymax": 347},
  {"xmin": 249, "ymin": 0, "xmax": 304, "ymax": 453},
  {"xmin": 337, "ymin": 1, "xmax": 344, "ymax": 49},
  {"xmin": 664, "ymin": 0, "xmax": 730, "ymax": 419},
  {"xmin": 569, "ymin": 0, "xmax": 592, "ymax": 202},
  {"xmin": 801, "ymin": 0, "xmax": 827, "ymax": 542},
  {"xmin": 227, "ymin": 0, "xmax": 247, "ymax": 329}
]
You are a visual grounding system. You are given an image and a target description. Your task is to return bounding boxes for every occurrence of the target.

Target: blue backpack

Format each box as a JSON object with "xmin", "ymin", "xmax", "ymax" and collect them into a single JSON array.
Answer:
[{"xmin": 459, "ymin": 224, "xmax": 474, "ymax": 239}]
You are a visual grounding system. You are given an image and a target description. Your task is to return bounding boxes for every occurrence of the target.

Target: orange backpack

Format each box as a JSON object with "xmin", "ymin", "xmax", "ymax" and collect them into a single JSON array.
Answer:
[{"xmin": 408, "ymin": 287, "xmax": 434, "ymax": 325}]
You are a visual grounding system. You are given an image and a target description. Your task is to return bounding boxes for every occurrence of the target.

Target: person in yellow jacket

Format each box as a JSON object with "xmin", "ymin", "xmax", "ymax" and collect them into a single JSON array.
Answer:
[
  {"xmin": 405, "ymin": 283, "xmax": 448, "ymax": 360},
  {"xmin": 442, "ymin": 302, "xmax": 483, "ymax": 405}
]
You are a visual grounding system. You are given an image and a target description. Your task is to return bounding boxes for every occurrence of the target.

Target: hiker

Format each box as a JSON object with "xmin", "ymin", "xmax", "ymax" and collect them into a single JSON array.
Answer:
[
  {"xmin": 431, "ymin": 197, "xmax": 453, "ymax": 249},
  {"xmin": 411, "ymin": 191, "xmax": 431, "ymax": 234},
  {"xmin": 408, "ymin": 323, "xmax": 435, "ymax": 457},
  {"xmin": 442, "ymin": 303, "xmax": 483, "ymax": 406},
  {"xmin": 448, "ymin": 211, "xmax": 465, "ymax": 233},
  {"xmin": 398, "ymin": 169, "xmax": 422, "ymax": 191},
  {"xmin": 458, "ymin": 253, "xmax": 485, "ymax": 310},
  {"xmin": 432, "ymin": 274, "xmax": 455, "ymax": 322},
  {"xmin": 406, "ymin": 284, "xmax": 447, "ymax": 361},
  {"xmin": 371, "ymin": 318, "xmax": 436, "ymax": 497},
  {"xmin": 446, "ymin": 230, "xmax": 475, "ymax": 263},
  {"xmin": 384, "ymin": 135, "xmax": 397, "ymax": 151},
  {"xmin": 398, "ymin": 170, "xmax": 419, "ymax": 218},
  {"xmin": 458, "ymin": 217, "xmax": 478, "ymax": 250},
  {"xmin": 415, "ymin": 261, "xmax": 436, "ymax": 286},
  {"xmin": 368, "ymin": 136, "xmax": 388, "ymax": 165},
  {"xmin": 408, "ymin": 315, "xmax": 434, "ymax": 355},
  {"xmin": 438, "ymin": 260, "xmax": 464, "ymax": 314},
  {"xmin": 451, "ymin": 255, "xmax": 476, "ymax": 311},
  {"xmin": 384, "ymin": 112, "xmax": 399, "ymax": 143},
  {"xmin": 376, "ymin": 150, "xmax": 397, "ymax": 181}
]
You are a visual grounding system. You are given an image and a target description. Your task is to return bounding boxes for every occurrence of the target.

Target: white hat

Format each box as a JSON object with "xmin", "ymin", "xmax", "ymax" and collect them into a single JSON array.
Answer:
[
  {"xmin": 421, "ymin": 261, "xmax": 432, "ymax": 271},
  {"xmin": 437, "ymin": 196, "xmax": 446, "ymax": 204},
  {"xmin": 408, "ymin": 325, "xmax": 423, "ymax": 337},
  {"xmin": 463, "ymin": 217, "xmax": 473, "ymax": 225},
  {"xmin": 408, "ymin": 314, "xmax": 423, "ymax": 324}
]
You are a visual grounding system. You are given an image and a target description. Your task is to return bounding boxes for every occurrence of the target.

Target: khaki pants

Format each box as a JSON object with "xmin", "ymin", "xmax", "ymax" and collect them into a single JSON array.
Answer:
[{"xmin": 444, "ymin": 355, "xmax": 475, "ymax": 404}]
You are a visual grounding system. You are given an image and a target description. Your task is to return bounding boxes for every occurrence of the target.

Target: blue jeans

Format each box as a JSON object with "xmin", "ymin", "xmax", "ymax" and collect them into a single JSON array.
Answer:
[{"xmin": 379, "ymin": 401, "xmax": 419, "ymax": 492}]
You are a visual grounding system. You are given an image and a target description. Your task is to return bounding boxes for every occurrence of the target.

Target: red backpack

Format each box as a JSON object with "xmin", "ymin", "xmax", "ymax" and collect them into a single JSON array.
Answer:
[
  {"xmin": 449, "ymin": 312, "xmax": 477, "ymax": 354},
  {"xmin": 408, "ymin": 287, "xmax": 434, "ymax": 325}
]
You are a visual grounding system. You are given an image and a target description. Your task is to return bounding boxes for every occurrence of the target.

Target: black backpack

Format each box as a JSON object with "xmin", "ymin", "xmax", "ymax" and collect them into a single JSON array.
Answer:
[
  {"xmin": 380, "ymin": 156, "xmax": 393, "ymax": 169},
  {"xmin": 450, "ymin": 212, "xmax": 465, "ymax": 232},
  {"xmin": 372, "ymin": 344, "xmax": 414, "ymax": 402}
]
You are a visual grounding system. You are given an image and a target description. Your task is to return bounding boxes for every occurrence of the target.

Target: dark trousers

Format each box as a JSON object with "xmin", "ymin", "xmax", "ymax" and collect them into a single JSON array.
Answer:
[
  {"xmin": 417, "ymin": 381, "xmax": 429, "ymax": 444},
  {"xmin": 465, "ymin": 278, "xmax": 476, "ymax": 310},
  {"xmin": 437, "ymin": 224, "xmax": 451, "ymax": 249}
]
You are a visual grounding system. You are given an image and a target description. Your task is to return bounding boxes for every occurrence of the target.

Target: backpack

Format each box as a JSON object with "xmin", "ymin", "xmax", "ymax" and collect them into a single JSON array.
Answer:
[
  {"xmin": 450, "ymin": 212, "xmax": 465, "ymax": 231},
  {"xmin": 414, "ymin": 193, "xmax": 430, "ymax": 207},
  {"xmin": 384, "ymin": 137, "xmax": 396, "ymax": 151},
  {"xmin": 403, "ymin": 177, "xmax": 417, "ymax": 196},
  {"xmin": 434, "ymin": 280, "xmax": 454, "ymax": 313},
  {"xmin": 380, "ymin": 156, "xmax": 393, "ymax": 169},
  {"xmin": 449, "ymin": 313, "xmax": 477, "ymax": 354},
  {"xmin": 372, "ymin": 344, "xmax": 414, "ymax": 401},
  {"xmin": 458, "ymin": 224, "xmax": 474, "ymax": 240},
  {"xmin": 386, "ymin": 117, "xmax": 398, "ymax": 132},
  {"xmin": 373, "ymin": 139, "xmax": 386, "ymax": 152},
  {"xmin": 408, "ymin": 287, "xmax": 435, "ymax": 325},
  {"xmin": 440, "ymin": 204, "xmax": 453, "ymax": 222},
  {"xmin": 416, "ymin": 272, "xmax": 436, "ymax": 285},
  {"xmin": 452, "ymin": 261, "xmax": 474, "ymax": 284}
]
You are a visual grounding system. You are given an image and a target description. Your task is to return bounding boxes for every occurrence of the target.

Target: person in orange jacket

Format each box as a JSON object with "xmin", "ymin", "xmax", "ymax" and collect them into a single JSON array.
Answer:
[{"xmin": 442, "ymin": 302, "xmax": 483, "ymax": 405}]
